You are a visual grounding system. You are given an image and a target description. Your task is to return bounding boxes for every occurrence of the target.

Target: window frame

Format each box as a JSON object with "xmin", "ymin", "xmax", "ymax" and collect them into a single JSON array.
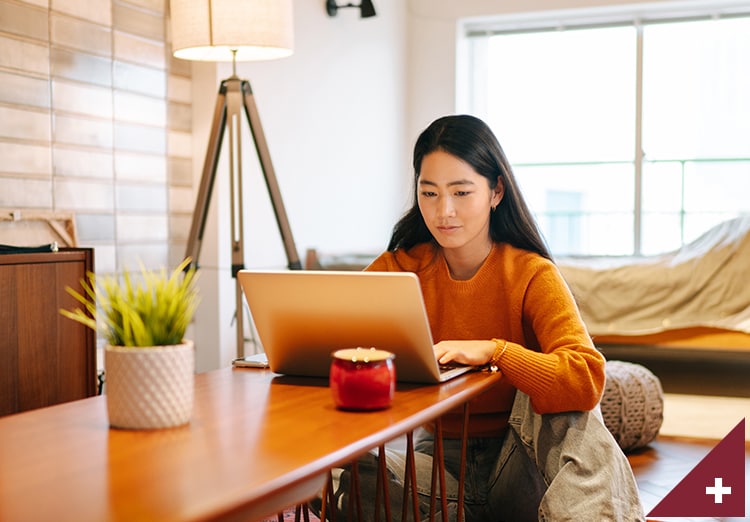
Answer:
[{"xmin": 458, "ymin": 2, "xmax": 750, "ymax": 256}]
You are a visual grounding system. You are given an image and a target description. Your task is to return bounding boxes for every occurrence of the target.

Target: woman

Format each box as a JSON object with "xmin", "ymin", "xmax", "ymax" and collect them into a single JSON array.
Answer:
[{"xmin": 325, "ymin": 115, "xmax": 643, "ymax": 521}]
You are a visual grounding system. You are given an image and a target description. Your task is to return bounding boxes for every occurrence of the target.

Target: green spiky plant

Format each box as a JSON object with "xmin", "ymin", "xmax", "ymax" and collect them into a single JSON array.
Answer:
[{"xmin": 60, "ymin": 258, "xmax": 200, "ymax": 347}]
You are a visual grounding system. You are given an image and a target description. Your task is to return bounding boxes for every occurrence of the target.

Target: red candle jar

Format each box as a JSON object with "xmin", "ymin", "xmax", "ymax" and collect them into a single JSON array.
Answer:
[{"xmin": 330, "ymin": 348, "xmax": 396, "ymax": 411}]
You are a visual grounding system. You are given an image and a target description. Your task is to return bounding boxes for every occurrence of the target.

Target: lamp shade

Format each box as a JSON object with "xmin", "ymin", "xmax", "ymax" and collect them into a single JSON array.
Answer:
[{"xmin": 170, "ymin": 0, "xmax": 294, "ymax": 62}]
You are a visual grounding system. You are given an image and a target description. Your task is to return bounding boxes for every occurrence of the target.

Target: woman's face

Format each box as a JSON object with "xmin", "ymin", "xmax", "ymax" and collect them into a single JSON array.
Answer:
[{"xmin": 417, "ymin": 150, "xmax": 503, "ymax": 254}]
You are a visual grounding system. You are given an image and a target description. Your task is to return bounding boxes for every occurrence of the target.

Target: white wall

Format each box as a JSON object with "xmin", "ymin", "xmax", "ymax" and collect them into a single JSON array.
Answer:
[{"xmin": 233, "ymin": 0, "xmax": 410, "ymax": 264}]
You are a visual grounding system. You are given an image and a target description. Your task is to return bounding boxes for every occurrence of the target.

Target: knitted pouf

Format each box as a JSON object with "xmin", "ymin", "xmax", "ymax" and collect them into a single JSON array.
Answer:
[{"xmin": 600, "ymin": 360, "xmax": 664, "ymax": 452}]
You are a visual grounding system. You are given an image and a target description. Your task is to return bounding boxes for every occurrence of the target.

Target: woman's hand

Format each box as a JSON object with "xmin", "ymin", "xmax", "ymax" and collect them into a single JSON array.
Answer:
[{"xmin": 433, "ymin": 340, "xmax": 497, "ymax": 366}]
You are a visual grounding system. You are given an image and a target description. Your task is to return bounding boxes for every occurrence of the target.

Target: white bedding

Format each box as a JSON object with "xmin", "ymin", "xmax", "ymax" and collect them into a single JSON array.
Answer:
[{"xmin": 558, "ymin": 216, "xmax": 750, "ymax": 336}]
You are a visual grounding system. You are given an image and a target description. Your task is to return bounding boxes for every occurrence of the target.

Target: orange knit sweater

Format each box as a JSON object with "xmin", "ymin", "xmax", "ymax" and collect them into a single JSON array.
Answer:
[{"xmin": 366, "ymin": 242, "xmax": 605, "ymax": 438}]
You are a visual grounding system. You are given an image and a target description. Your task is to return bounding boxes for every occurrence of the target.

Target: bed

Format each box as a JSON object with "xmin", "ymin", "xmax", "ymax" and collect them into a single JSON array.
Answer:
[
  {"xmin": 557, "ymin": 216, "xmax": 750, "ymax": 355},
  {"xmin": 305, "ymin": 216, "xmax": 750, "ymax": 356}
]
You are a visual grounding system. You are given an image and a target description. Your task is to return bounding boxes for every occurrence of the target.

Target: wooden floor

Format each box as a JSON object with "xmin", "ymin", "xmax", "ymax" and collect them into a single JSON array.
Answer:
[
  {"xmin": 609, "ymin": 346, "xmax": 749, "ymax": 521},
  {"xmin": 629, "ymin": 436, "xmax": 750, "ymax": 522}
]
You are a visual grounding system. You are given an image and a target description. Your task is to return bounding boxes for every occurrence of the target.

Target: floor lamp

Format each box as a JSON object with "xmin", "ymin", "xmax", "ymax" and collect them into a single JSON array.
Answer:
[{"xmin": 169, "ymin": 0, "xmax": 302, "ymax": 359}]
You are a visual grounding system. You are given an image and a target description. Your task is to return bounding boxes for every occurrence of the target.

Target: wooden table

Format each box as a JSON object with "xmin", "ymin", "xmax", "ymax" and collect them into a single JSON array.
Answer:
[{"xmin": 0, "ymin": 366, "xmax": 501, "ymax": 521}]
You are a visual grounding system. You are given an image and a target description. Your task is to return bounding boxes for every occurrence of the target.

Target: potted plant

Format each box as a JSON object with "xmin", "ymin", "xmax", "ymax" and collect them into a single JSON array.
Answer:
[{"xmin": 61, "ymin": 258, "xmax": 200, "ymax": 430}]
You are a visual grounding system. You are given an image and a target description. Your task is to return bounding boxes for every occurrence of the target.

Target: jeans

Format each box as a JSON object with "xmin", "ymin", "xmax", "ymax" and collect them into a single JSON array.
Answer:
[{"xmin": 322, "ymin": 391, "xmax": 645, "ymax": 521}]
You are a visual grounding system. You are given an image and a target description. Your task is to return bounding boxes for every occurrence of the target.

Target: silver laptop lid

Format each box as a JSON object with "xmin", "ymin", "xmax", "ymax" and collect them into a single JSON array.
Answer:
[{"xmin": 237, "ymin": 270, "xmax": 470, "ymax": 383}]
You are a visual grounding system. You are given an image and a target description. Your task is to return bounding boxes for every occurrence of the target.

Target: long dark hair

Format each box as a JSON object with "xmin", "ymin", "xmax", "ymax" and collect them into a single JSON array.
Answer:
[{"xmin": 387, "ymin": 114, "xmax": 551, "ymax": 260}]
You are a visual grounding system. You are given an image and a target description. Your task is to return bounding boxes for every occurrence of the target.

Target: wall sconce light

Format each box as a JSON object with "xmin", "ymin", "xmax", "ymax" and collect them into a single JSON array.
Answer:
[{"xmin": 326, "ymin": 0, "xmax": 376, "ymax": 18}]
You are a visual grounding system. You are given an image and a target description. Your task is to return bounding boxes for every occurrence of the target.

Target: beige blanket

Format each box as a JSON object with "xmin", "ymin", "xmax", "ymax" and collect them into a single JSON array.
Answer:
[{"xmin": 558, "ymin": 216, "xmax": 750, "ymax": 336}]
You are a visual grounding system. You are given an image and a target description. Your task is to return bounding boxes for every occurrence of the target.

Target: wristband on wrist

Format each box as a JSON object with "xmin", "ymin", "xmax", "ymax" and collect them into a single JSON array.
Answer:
[{"xmin": 488, "ymin": 339, "xmax": 508, "ymax": 372}]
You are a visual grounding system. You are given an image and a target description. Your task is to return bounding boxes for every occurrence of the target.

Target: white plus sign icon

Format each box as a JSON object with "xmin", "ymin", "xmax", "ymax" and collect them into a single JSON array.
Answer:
[{"xmin": 705, "ymin": 477, "xmax": 732, "ymax": 503}]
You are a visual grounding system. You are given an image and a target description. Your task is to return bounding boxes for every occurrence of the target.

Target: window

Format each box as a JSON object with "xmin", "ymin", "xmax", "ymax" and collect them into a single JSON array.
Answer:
[{"xmin": 462, "ymin": 6, "xmax": 750, "ymax": 256}]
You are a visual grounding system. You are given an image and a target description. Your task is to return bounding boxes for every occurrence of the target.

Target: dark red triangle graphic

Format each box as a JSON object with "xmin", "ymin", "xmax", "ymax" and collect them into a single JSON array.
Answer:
[{"xmin": 648, "ymin": 418, "xmax": 745, "ymax": 518}]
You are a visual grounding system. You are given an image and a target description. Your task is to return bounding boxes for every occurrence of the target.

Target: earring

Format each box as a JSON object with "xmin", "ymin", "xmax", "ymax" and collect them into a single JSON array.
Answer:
[{"xmin": 491, "ymin": 204, "xmax": 497, "ymax": 212}]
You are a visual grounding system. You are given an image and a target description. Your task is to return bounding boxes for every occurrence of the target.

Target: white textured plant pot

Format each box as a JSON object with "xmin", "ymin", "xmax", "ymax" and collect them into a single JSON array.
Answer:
[{"xmin": 104, "ymin": 341, "xmax": 195, "ymax": 430}]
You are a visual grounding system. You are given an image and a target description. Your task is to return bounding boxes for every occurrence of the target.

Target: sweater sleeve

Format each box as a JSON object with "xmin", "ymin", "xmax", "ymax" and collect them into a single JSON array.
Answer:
[{"xmin": 499, "ymin": 263, "xmax": 605, "ymax": 414}]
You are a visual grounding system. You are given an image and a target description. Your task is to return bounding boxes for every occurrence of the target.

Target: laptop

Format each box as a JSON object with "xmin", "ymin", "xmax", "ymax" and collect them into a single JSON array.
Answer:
[{"xmin": 236, "ymin": 270, "xmax": 475, "ymax": 384}]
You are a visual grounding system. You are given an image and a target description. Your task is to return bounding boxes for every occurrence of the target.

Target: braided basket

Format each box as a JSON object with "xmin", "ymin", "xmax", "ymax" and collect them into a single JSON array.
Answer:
[{"xmin": 601, "ymin": 360, "xmax": 664, "ymax": 452}]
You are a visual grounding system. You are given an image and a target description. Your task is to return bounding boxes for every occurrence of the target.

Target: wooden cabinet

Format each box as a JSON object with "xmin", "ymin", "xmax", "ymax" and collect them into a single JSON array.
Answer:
[{"xmin": 0, "ymin": 248, "xmax": 96, "ymax": 416}]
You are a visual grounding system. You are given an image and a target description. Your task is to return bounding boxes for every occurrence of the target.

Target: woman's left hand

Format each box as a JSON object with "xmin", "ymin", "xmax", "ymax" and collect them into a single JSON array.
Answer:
[{"xmin": 433, "ymin": 340, "xmax": 496, "ymax": 366}]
